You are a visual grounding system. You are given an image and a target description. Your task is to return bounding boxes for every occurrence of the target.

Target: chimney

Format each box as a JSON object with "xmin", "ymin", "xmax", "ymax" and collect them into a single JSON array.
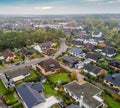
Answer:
[{"xmin": 79, "ymin": 92, "xmax": 84, "ymax": 107}]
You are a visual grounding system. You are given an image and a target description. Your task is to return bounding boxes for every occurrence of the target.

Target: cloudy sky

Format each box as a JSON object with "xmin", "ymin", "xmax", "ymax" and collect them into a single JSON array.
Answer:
[{"xmin": 0, "ymin": 0, "xmax": 120, "ymax": 15}]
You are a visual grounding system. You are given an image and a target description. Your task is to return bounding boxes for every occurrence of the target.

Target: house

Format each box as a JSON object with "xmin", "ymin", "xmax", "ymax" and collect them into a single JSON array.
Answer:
[
  {"xmin": 88, "ymin": 39, "xmax": 98, "ymax": 46},
  {"xmin": 69, "ymin": 48, "xmax": 85, "ymax": 58},
  {"xmin": 64, "ymin": 81, "xmax": 104, "ymax": 108},
  {"xmin": 2, "ymin": 68, "xmax": 30, "ymax": 88},
  {"xmin": 85, "ymin": 52, "xmax": 101, "ymax": 63},
  {"xmin": 21, "ymin": 48, "xmax": 35, "ymax": 57},
  {"xmin": 104, "ymin": 73, "xmax": 120, "ymax": 90},
  {"xmin": 31, "ymin": 45, "xmax": 42, "ymax": 53},
  {"xmin": 83, "ymin": 43, "xmax": 95, "ymax": 51},
  {"xmin": 39, "ymin": 42, "xmax": 52, "ymax": 52},
  {"xmin": 62, "ymin": 56, "xmax": 79, "ymax": 67},
  {"xmin": 2, "ymin": 49, "xmax": 16, "ymax": 62},
  {"xmin": 16, "ymin": 82, "xmax": 45, "ymax": 108},
  {"xmin": 84, "ymin": 64, "xmax": 105, "ymax": 77},
  {"xmin": 80, "ymin": 34, "xmax": 92, "ymax": 42},
  {"xmin": 95, "ymin": 37, "xmax": 104, "ymax": 43},
  {"xmin": 98, "ymin": 41, "xmax": 111, "ymax": 47},
  {"xmin": 36, "ymin": 58, "xmax": 61, "ymax": 75},
  {"xmin": 92, "ymin": 31, "xmax": 102, "ymax": 37},
  {"xmin": 108, "ymin": 60, "xmax": 120, "ymax": 71},
  {"xmin": 75, "ymin": 61, "xmax": 84, "ymax": 69},
  {"xmin": 101, "ymin": 47, "xmax": 116, "ymax": 57},
  {"xmin": 71, "ymin": 39, "xmax": 83, "ymax": 47}
]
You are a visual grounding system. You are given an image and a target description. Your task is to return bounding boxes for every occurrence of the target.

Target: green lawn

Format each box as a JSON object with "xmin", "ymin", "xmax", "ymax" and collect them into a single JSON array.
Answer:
[
  {"xmin": 115, "ymin": 55, "xmax": 120, "ymax": 60},
  {"xmin": 43, "ymin": 82, "xmax": 59, "ymax": 97},
  {"xmin": 100, "ymin": 60, "xmax": 108, "ymax": 66},
  {"xmin": 0, "ymin": 80, "xmax": 7, "ymax": 96},
  {"xmin": 48, "ymin": 73, "xmax": 71, "ymax": 85},
  {"xmin": 25, "ymin": 70, "xmax": 40, "ymax": 82},
  {"xmin": 3, "ymin": 93, "xmax": 17, "ymax": 105},
  {"xmin": 0, "ymin": 65, "xmax": 4, "ymax": 68},
  {"xmin": 103, "ymin": 94, "xmax": 120, "ymax": 108}
]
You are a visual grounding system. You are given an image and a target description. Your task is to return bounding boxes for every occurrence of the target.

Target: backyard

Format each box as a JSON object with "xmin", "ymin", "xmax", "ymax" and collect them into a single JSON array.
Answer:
[
  {"xmin": 0, "ymin": 80, "xmax": 7, "ymax": 96},
  {"xmin": 48, "ymin": 72, "xmax": 71, "ymax": 86},
  {"xmin": 103, "ymin": 93, "xmax": 120, "ymax": 108},
  {"xmin": 25, "ymin": 69, "xmax": 40, "ymax": 82},
  {"xmin": 115, "ymin": 55, "xmax": 120, "ymax": 60}
]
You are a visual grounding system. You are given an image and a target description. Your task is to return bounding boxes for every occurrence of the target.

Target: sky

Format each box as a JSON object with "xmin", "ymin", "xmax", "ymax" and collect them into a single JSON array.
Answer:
[{"xmin": 0, "ymin": 0, "xmax": 120, "ymax": 15}]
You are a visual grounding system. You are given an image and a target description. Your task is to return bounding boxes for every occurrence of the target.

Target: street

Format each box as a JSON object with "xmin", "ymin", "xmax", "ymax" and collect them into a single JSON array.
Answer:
[{"xmin": 0, "ymin": 38, "xmax": 67, "ymax": 74}]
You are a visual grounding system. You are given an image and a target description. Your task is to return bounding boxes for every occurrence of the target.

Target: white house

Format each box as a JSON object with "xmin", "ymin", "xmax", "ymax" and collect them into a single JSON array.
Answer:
[
  {"xmin": 31, "ymin": 45, "xmax": 42, "ymax": 53},
  {"xmin": 92, "ymin": 31, "xmax": 102, "ymax": 37}
]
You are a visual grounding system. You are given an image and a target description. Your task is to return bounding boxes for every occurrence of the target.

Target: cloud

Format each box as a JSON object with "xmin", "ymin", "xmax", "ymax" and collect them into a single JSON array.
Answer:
[{"xmin": 33, "ymin": 6, "xmax": 53, "ymax": 10}]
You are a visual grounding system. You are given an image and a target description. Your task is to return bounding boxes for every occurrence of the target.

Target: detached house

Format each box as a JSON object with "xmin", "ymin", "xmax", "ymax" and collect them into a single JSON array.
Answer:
[
  {"xmin": 109, "ymin": 60, "xmax": 120, "ymax": 71},
  {"xmin": 69, "ymin": 48, "xmax": 85, "ymax": 58},
  {"xmin": 62, "ymin": 56, "xmax": 79, "ymax": 67},
  {"xmin": 36, "ymin": 58, "xmax": 61, "ymax": 75},
  {"xmin": 85, "ymin": 52, "xmax": 101, "ymax": 63},
  {"xmin": 17, "ymin": 82, "xmax": 45, "ymax": 108},
  {"xmin": 92, "ymin": 31, "xmax": 102, "ymax": 38},
  {"xmin": 83, "ymin": 43, "xmax": 95, "ymax": 51},
  {"xmin": 2, "ymin": 49, "xmax": 16, "ymax": 62},
  {"xmin": 71, "ymin": 39, "xmax": 83, "ymax": 47},
  {"xmin": 104, "ymin": 73, "xmax": 120, "ymax": 90},
  {"xmin": 2, "ymin": 68, "xmax": 30, "ymax": 88},
  {"xmin": 64, "ymin": 81, "xmax": 104, "ymax": 108},
  {"xmin": 101, "ymin": 47, "xmax": 116, "ymax": 57},
  {"xmin": 39, "ymin": 42, "xmax": 52, "ymax": 52},
  {"xmin": 84, "ymin": 64, "xmax": 105, "ymax": 77}
]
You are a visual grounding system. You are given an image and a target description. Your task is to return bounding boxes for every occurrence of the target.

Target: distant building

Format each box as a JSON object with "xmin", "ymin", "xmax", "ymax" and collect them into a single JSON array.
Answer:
[
  {"xmin": 2, "ymin": 49, "xmax": 16, "ymax": 62},
  {"xmin": 108, "ymin": 60, "xmax": 120, "ymax": 71},
  {"xmin": 101, "ymin": 47, "xmax": 116, "ymax": 57},
  {"xmin": 84, "ymin": 64, "xmax": 105, "ymax": 77},
  {"xmin": 92, "ymin": 31, "xmax": 102, "ymax": 38},
  {"xmin": 104, "ymin": 73, "xmax": 120, "ymax": 90}
]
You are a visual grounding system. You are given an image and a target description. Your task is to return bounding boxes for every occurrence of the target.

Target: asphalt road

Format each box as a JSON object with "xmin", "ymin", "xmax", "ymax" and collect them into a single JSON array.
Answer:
[{"xmin": 0, "ymin": 38, "xmax": 68, "ymax": 73}]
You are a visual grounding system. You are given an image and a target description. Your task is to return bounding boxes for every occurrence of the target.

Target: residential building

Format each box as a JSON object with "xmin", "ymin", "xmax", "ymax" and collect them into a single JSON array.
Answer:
[
  {"xmin": 16, "ymin": 82, "xmax": 45, "ymax": 108},
  {"xmin": 67, "ymin": 104, "xmax": 80, "ymax": 108},
  {"xmin": 85, "ymin": 52, "xmax": 101, "ymax": 63},
  {"xmin": 84, "ymin": 64, "xmax": 105, "ymax": 77},
  {"xmin": 104, "ymin": 73, "xmax": 120, "ymax": 90},
  {"xmin": 2, "ymin": 68, "xmax": 30, "ymax": 88},
  {"xmin": 39, "ymin": 42, "xmax": 52, "ymax": 52},
  {"xmin": 108, "ymin": 60, "xmax": 120, "ymax": 71},
  {"xmin": 36, "ymin": 58, "xmax": 61, "ymax": 75},
  {"xmin": 69, "ymin": 48, "xmax": 85, "ymax": 58},
  {"xmin": 92, "ymin": 31, "xmax": 102, "ymax": 37},
  {"xmin": 31, "ymin": 45, "xmax": 42, "ymax": 53},
  {"xmin": 71, "ymin": 39, "xmax": 83, "ymax": 47},
  {"xmin": 2, "ymin": 49, "xmax": 16, "ymax": 62},
  {"xmin": 83, "ymin": 43, "xmax": 95, "ymax": 51},
  {"xmin": 64, "ymin": 81, "xmax": 104, "ymax": 108},
  {"xmin": 62, "ymin": 56, "xmax": 79, "ymax": 67},
  {"xmin": 101, "ymin": 47, "xmax": 116, "ymax": 57}
]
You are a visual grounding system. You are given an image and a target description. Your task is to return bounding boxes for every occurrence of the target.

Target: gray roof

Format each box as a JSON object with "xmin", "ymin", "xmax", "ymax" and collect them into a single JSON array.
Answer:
[
  {"xmin": 67, "ymin": 104, "xmax": 80, "ymax": 108},
  {"xmin": 17, "ymin": 82, "xmax": 45, "ymax": 108},
  {"xmin": 102, "ymin": 47, "xmax": 116, "ymax": 55},
  {"xmin": 104, "ymin": 73, "xmax": 120, "ymax": 86},
  {"xmin": 69, "ymin": 48, "xmax": 84, "ymax": 55},
  {"xmin": 84, "ymin": 64, "xmax": 102, "ymax": 75},
  {"xmin": 5, "ymin": 68, "xmax": 30, "ymax": 79},
  {"xmin": 62, "ymin": 56, "xmax": 79, "ymax": 64},
  {"xmin": 64, "ymin": 81, "xmax": 102, "ymax": 108}
]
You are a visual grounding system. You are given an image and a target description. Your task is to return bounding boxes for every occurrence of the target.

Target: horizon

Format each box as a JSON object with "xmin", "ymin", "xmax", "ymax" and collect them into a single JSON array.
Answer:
[{"xmin": 0, "ymin": 0, "xmax": 120, "ymax": 15}]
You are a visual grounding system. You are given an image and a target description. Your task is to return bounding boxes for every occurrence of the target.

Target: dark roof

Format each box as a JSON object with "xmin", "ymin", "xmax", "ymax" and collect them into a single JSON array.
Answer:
[
  {"xmin": 85, "ymin": 52, "xmax": 101, "ymax": 62},
  {"xmin": 67, "ymin": 104, "xmax": 80, "ymax": 108},
  {"xmin": 104, "ymin": 73, "xmax": 120, "ymax": 86},
  {"xmin": 84, "ymin": 43, "xmax": 95, "ymax": 50},
  {"xmin": 62, "ymin": 56, "xmax": 79, "ymax": 64},
  {"xmin": 69, "ymin": 48, "xmax": 84, "ymax": 55},
  {"xmin": 2, "ymin": 49, "xmax": 14, "ymax": 59},
  {"xmin": 102, "ymin": 47, "xmax": 116, "ymax": 55},
  {"xmin": 93, "ymin": 31, "xmax": 101, "ymax": 35},
  {"xmin": 39, "ymin": 42, "xmax": 52, "ymax": 50},
  {"xmin": 5, "ymin": 68, "xmax": 30, "ymax": 79},
  {"xmin": 109, "ymin": 61, "xmax": 120, "ymax": 69},
  {"xmin": 71, "ymin": 40, "xmax": 83, "ymax": 46},
  {"xmin": 38, "ymin": 58, "xmax": 61, "ymax": 72},
  {"xmin": 84, "ymin": 64, "xmax": 102, "ymax": 75},
  {"xmin": 64, "ymin": 81, "xmax": 101, "ymax": 108},
  {"xmin": 95, "ymin": 37, "xmax": 104, "ymax": 42},
  {"xmin": 21, "ymin": 48, "xmax": 34, "ymax": 56},
  {"xmin": 17, "ymin": 82, "xmax": 45, "ymax": 108},
  {"xmin": 80, "ymin": 35, "xmax": 92, "ymax": 40}
]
